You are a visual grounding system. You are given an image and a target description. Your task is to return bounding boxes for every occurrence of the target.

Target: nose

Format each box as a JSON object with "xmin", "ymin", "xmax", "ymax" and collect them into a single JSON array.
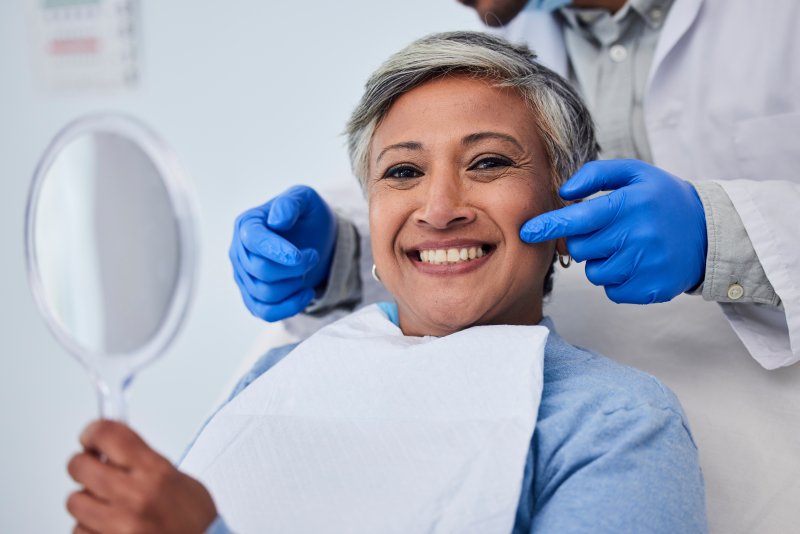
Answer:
[{"xmin": 413, "ymin": 169, "xmax": 477, "ymax": 230}]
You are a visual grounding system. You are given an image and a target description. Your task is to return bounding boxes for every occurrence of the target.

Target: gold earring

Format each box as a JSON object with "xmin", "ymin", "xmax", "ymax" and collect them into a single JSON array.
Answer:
[
  {"xmin": 371, "ymin": 264, "xmax": 381, "ymax": 282},
  {"xmin": 558, "ymin": 253, "xmax": 572, "ymax": 268}
]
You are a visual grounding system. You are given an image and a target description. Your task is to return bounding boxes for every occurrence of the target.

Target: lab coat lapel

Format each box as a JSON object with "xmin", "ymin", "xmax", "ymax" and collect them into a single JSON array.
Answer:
[{"xmin": 646, "ymin": 0, "xmax": 704, "ymax": 92}]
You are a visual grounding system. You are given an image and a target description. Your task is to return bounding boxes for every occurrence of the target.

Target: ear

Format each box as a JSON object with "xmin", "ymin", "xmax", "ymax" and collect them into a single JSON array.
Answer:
[{"xmin": 555, "ymin": 237, "xmax": 568, "ymax": 257}]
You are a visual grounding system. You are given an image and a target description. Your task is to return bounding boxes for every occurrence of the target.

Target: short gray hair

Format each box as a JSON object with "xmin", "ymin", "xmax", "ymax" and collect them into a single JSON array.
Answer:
[{"xmin": 346, "ymin": 31, "xmax": 598, "ymax": 199}]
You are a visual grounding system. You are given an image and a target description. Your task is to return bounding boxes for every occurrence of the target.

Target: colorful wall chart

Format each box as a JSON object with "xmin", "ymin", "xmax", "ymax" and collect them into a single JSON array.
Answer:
[{"xmin": 28, "ymin": 0, "xmax": 139, "ymax": 92}]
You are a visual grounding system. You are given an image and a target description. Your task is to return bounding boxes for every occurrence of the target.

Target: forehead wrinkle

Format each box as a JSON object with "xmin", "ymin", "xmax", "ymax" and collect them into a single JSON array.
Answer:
[{"xmin": 376, "ymin": 141, "xmax": 423, "ymax": 165}]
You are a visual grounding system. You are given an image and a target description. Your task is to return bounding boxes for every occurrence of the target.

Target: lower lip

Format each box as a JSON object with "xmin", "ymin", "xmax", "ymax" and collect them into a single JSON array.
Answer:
[{"xmin": 409, "ymin": 249, "xmax": 494, "ymax": 275}]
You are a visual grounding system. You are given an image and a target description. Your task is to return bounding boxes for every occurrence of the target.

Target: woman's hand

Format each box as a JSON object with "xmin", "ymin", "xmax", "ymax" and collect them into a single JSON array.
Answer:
[{"xmin": 66, "ymin": 420, "xmax": 217, "ymax": 534}]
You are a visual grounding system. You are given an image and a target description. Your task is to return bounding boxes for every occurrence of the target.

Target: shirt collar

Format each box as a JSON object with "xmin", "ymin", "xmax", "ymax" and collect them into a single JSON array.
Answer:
[{"xmin": 558, "ymin": 0, "xmax": 674, "ymax": 45}]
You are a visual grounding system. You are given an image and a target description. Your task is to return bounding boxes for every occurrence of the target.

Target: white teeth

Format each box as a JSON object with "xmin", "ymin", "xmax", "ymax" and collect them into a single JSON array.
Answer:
[{"xmin": 417, "ymin": 246, "xmax": 489, "ymax": 265}]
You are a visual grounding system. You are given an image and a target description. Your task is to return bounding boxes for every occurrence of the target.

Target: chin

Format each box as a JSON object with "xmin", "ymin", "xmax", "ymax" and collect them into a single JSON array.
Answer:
[{"xmin": 412, "ymin": 302, "xmax": 488, "ymax": 337}]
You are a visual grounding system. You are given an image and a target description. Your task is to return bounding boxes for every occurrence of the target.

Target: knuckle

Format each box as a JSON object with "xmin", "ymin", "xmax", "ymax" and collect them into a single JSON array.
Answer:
[
  {"xmin": 127, "ymin": 488, "xmax": 152, "ymax": 515},
  {"xmin": 66, "ymin": 454, "xmax": 84, "ymax": 479},
  {"xmin": 253, "ymin": 284, "xmax": 275, "ymax": 303},
  {"xmin": 565, "ymin": 239, "xmax": 583, "ymax": 261},
  {"xmin": 65, "ymin": 492, "xmax": 85, "ymax": 516},
  {"xmin": 234, "ymin": 209, "xmax": 257, "ymax": 230},
  {"xmin": 117, "ymin": 519, "xmax": 146, "ymax": 534},
  {"xmin": 85, "ymin": 419, "xmax": 114, "ymax": 448},
  {"xmin": 264, "ymin": 304, "xmax": 291, "ymax": 323},
  {"xmin": 604, "ymin": 286, "xmax": 625, "ymax": 303}
]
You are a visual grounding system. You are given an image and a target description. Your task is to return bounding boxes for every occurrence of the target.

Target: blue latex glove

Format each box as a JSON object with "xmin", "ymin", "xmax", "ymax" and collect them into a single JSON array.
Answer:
[
  {"xmin": 229, "ymin": 185, "xmax": 337, "ymax": 322},
  {"xmin": 520, "ymin": 160, "xmax": 708, "ymax": 304}
]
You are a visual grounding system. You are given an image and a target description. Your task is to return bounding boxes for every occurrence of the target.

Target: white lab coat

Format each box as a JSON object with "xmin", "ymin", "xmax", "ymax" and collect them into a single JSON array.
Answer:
[{"xmin": 496, "ymin": 0, "xmax": 800, "ymax": 370}]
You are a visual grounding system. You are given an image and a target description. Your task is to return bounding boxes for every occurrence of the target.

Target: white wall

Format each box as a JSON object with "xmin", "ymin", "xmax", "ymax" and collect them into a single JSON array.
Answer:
[{"xmin": 0, "ymin": 1, "xmax": 482, "ymax": 531}]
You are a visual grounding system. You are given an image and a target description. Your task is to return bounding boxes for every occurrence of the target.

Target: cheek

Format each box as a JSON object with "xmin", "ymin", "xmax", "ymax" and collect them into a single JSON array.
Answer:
[
  {"xmin": 487, "ymin": 179, "xmax": 554, "ymax": 229},
  {"xmin": 368, "ymin": 191, "xmax": 406, "ymax": 269}
]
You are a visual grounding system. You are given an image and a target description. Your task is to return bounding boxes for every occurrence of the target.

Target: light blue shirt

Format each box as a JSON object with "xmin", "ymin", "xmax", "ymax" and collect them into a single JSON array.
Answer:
[{"xmin": 201, "ymin": 303, "xmax": 706, "ymax": 533}]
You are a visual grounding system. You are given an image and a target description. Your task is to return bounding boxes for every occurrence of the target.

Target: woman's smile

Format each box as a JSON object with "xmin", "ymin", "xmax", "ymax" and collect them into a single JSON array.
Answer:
[{"xmin": 405, "ymin": 240, "xmax": 496, "ymax": 274}]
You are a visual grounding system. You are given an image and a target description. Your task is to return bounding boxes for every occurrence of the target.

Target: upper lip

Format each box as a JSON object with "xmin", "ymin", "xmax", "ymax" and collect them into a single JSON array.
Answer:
[{"xmin": 406, "ymin": 239, "xmax": 494, "ymax": 251}]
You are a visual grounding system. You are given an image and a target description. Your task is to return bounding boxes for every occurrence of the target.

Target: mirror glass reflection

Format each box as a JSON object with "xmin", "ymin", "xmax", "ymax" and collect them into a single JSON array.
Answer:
[{"xmin": 34, "ymin": 131, "xmax": 181, "ymax": 357}]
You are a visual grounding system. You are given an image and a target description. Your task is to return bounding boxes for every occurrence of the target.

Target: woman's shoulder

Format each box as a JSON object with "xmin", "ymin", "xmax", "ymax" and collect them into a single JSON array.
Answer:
[
  {"xmin": 227, "ymin": 343, "xmax": 300, "ymax": 401},
  {"xmin": 531, "ymin": 331, "xmax": 706, "ymax": 533},
  {"xmin": 542, "ymin": 330, "xmax": 687, "ymax": 420}
]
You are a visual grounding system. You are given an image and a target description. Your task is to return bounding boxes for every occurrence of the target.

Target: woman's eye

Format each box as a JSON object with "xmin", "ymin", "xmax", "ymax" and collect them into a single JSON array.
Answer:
[
  {"xmin": 469, "ymin": 156, "xmax": 513, "ymax": 171},
  {"xmin": 384, "ymin": 165, "xmax": 423, "ymax": 179}
]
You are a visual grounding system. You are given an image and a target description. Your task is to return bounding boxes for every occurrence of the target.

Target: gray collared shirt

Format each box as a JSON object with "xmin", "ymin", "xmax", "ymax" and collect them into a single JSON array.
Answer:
[{"xmin": 559, "ymin": 0, "xmax": 674, "ymax": 163}]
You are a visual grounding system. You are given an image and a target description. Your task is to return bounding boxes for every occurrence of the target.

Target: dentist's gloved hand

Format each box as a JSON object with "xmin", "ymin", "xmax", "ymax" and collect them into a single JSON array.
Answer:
[
  {"xmin": 520, "ymin": 160, "xmax": 707, "ymax": 304},
  {"xmin": 230, "ymin": 185, "xmax": 337, "ymax": 322}
]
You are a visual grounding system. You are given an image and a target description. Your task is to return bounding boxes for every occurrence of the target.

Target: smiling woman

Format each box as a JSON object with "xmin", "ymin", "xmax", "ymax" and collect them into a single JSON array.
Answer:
[
  {"xmin": 366, "ymin": 76, "xmax": 567, "ymax": 336},
  {"xmin": 346, "ymin": 31, "xmax": 597, "ymax": 337},
  {"xmin": 65, "ymin": 32, "xmax": 707, "ymax": 534}
]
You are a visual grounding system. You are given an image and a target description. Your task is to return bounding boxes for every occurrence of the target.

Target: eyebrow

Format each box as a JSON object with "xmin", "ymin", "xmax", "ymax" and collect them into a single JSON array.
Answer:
[
  {"xmin": 462, "ymin": 131, "xmax": 524, "ymax": 151},
  {"xmin": 375, "ymin": 131, "xmax": 524, "ymax": 165},
  {"xmin": 376, "ymin": 141, "xmax": 423, "ymax": 164}
]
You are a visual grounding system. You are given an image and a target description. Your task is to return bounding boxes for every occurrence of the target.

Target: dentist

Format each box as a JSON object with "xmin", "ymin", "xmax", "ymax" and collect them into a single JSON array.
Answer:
[{"xmin": 230, "ymin": 0, "xmax": 800, "ymax": 371}]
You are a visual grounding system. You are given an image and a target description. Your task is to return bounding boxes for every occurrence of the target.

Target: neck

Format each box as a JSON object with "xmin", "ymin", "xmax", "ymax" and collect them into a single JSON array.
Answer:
[
  {"xmin": 570, "ymin": 0, "xmax": 627, "ymax": 13},
  {"xmin": 396, "ymin": 301, "xmax": 544, "ymax": 338}
]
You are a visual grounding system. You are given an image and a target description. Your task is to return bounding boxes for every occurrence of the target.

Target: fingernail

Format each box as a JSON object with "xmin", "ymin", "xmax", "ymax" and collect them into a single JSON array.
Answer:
[{"xmin": 282, "ymin": 248, "xmax": 302, "ymax": 265}]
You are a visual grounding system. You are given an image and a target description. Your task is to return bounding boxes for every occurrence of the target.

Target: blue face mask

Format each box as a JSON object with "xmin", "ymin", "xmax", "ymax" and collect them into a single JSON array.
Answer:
[{"xmin": 525, "ymin": 0, "xmax": 572, "ymax": 12}]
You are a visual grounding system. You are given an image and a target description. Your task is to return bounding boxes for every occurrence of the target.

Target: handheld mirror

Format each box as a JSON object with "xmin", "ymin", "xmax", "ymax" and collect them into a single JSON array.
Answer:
[{"xmin": 25, "ymin": 113, "xmax": 197, "ymax": 421}]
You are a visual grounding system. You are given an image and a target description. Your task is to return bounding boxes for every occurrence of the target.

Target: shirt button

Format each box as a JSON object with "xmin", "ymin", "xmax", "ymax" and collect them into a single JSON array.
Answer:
[
  {"xmin": 609, "ymin": 44, "xmax": 628, "ymax": 62},
  {"xmin": 727, "ymin": 283, "xmax": 745, "ymax": 300},
  {"xmin": 650, "ymin": 8, "xmax": 664, "ymax": 20}
]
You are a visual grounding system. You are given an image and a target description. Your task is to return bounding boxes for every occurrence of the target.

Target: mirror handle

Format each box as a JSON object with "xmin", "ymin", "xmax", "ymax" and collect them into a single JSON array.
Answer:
[{"xmin": 93, "ymin": 374, "xmax": 132, "ymax": 422}]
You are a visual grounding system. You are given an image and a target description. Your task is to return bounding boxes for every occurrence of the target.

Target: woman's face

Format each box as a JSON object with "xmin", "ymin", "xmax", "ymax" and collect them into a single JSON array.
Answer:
[{"xmin": 367, "ymin": 76, "xmax": 562, "ymax": 337}]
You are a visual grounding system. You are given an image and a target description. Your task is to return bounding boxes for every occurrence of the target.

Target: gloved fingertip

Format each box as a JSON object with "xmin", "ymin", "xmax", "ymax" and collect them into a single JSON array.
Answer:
[
  {"xmin": 558, "ymin": 182, "xmax": 583, "ymax": 201},
  {"xmin": 280, "ymin": 247, "xmax": 303, "ymax": 265},
  {"xmin": 519, "ymin": 220, "xmax": 545, "ymax": 243},
  {"xmin": 267, "ymin": 202, "xmax": 292, "ymax": 230}
]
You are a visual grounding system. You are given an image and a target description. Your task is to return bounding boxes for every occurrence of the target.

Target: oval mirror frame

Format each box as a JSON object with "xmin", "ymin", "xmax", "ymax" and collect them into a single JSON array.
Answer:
[{"xmin": 24, "ymin": 113, "xmax": 198, "ymax": 377}]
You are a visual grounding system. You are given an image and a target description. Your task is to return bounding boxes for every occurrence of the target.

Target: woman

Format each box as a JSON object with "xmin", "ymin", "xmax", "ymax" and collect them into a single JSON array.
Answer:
[{"xmin": 65, "ymin": 32, "xmax": 706, "ymax": 533}]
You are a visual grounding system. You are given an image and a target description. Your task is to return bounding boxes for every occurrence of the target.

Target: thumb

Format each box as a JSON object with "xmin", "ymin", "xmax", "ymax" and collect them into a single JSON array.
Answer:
[{"xmin": 267, "ymin": 185, "xmax": 318, "ymax": 231}]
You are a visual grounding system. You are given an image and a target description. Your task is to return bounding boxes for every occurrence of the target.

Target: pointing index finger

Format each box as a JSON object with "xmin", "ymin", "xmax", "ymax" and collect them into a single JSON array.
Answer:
[
  {"xmin": 520, "ymin": 193, "xmax": 621, "ymax": 243},
  {"xmin": 267, "ymin": 185, "xmax": 317, "ymax": 231}
]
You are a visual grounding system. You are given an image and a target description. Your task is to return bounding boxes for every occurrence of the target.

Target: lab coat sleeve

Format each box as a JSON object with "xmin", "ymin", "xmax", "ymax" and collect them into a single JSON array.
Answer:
[
  {"xmin": 690, "ymin": 180, "xmax": 780, "ymax": 306},
  {"xmin": 716, "ymin": 179, "xmax": 800, "ymax": 370}
]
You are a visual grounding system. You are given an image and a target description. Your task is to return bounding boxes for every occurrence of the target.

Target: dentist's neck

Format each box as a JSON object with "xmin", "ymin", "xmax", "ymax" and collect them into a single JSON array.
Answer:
[{"xmin": 570, "ymin": 0, "xmax": 626, "ymax": 13}]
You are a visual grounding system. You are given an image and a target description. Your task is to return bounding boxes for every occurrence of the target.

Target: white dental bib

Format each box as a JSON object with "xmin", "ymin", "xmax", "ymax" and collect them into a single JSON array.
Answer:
[{"xmin": 181, "ymin": 304, "xmax": 548, "ymax": 534}]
